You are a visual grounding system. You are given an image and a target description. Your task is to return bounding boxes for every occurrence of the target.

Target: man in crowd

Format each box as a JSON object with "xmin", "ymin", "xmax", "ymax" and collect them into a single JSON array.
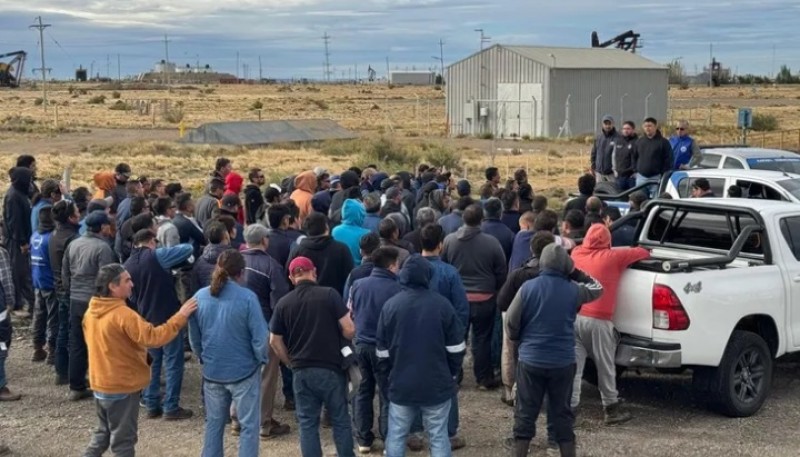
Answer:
[
  {"xmin": 0, "ymin": 228, "xmax": 18, "ymax": 407},
  {"xmin": 361, "ymin": 194, "xmax": 382, "ymax": 235},
  {"xmin": 116, "ymin": 209, "xmax": 152, "ymax": 263},
  {"xmin": 515, "ymin": 169, "xmax": 534, "ymax": 214},
  {"xmin": 691, "ymin": 178, "xmax": 716, "ymax": 198},
  {"xmin": 332, "ymin": 199, "xmax": 371, "ymax": 265},
  {"xmin": 591, "ymin": 115, "xmax": 623, "ymax": 183},
  {"xmin": 505, "ymin": 243, "xmax": 603, "ymax": 457},
  {"xmin": 402, "ymin": 208, "xmax": 437, "ymax": 254},
  {"xmin": 211, "ymin": 157, "xmax": 233, "ymax": 183},
  {"xmin": 628, "ymin": 191, "xmax": 648, "ymax": 213},
  {"xmin": 634, "ymin": 117, "xmax": 672, "ymax": 189},
  {"xmin": 190, "ymin": 221, "xmax": 230, "ymax": 294},
  {"xmin": 288, "ymin": 213, "xmax": 353, "ymax": 297},
  {"xmin": 112, "ymin": 163, "xmax": 132, "ymax": 211},
  {"xmin": 266, "ymin": 204, "xmax": 304, "ymax": 268},
  {"xmin": 670, "ymin": 120, "xmax": 701, "ymax": 171},
  {"xmin": 570, "ymin": 224, "xmax": 650, "ymax": 425},
  {"xmin": 270, "ymin": 257, "xmax": 356, "ymax": 457},
  {"xmin": 615, "ymin": 121, "xmax": 638, "ymax": 191},
  {"xmin": 562, "ymin": 174, "xmax": 595, "ymax": 217},
  {"xmin": 442, "ymin": 204, "xmax": 507, "ymax": 390},
  {"xmin": 348, "ymin": 247, "xmax": 402, "ymax": 453},
  {"xmin": 124, "ymin": 229, "xmax": 195, "ymax": 420},
  {"xmin": 291, "ymin": 171, "xmax": 317, "ymax": 225},
  {"xmin": 31, "ymin": 179, "xmax": 61, "ymax": 236},
  {"xmin": 343, "ymin": 233, "xmax": 381, "ymax": 301},
  {"xmin": 218, "ymin": 195, "xmax": 245, "ymax": 249},
  {"xmin": 379, "ymin": 219, "xmax": 411, "ymax": 267},
  {"xmin": 584, "ymin": 197, "xmax": 604, "ymax": 228},
  {"xmin": 154, "ymin": 197, "xmax": 180, "ymax": 247},
  {"xmin": 196, "ymin": 179, "xmax": 225, "ymax": 229},
  {"xmin": 172, "ymin": 193, "xmax": 206, "ymax": 301},
  {"xmin": 49, "ymin": 200, "xmax": 82, "ymax": 385},
  {"xmin": 439, "ymin": 196, "xmax": 474, "ymax": 236},
  {"xmin": 377, "ymin": 256, "xmax": 466, "ymax": 457},
  {"xmin": 239, "ymin": 225, "xmax": 292, "ymax": 439},
  {"xmin": 480, "ymin": 167, "xmax": 501, "ymax": 200},
  {"xmin": 482, "ymin": 198, "xmax": 515, "ymax": 262},
  {"xmin": 244, "ymin": 168, "xmax": 267, "ymax": 225},
  {"xmin": 82, "ymin": 264, "xmax": 196, "ymax": 457},
  {"xmin": 30, "ymin": 207, "xmax": 57, "ymax": 363},
  {"xmin": 500, "ymin": 191, "xmax": 522, "ymax": 234},
  {"xmin": 63, "ymin": 210, "xmax": 118, "ymax": 401},
  {"xmin": 115, "ymin": 180, "xmax": 145, "ymax": 227},
  {"xmin": 3, "ymin": 166, "xmax": 34, "ymax": 317}
]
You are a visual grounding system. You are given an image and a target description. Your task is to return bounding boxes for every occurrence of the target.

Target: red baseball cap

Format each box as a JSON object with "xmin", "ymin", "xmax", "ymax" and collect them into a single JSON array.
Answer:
[{"xmin": 288, "ymin": 257, "xmax": 315, "ymax": 274}]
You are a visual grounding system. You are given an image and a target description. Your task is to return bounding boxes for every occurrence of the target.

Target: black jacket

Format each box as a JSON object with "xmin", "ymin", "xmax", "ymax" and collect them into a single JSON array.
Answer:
[
  {"xmin": 497, "ymin": 257, "xmax": 540, "ymax": 312},
  {"xmin": 241, "ymin": 248, "xmax": 291, "ymax": 322},
  {"xmin": 173, "ymin": 213, "xmax": 206, "ymax": 259},
  {"xmin": 591, "ymin": 128, "xmax": 623, "ymax": 175},
  {"xmin": 2, "ymin": 167, "xmax": 33, "ymax": 247},
  {"xmin": 190, "ymin": 243, "xmax": 229, "ymax": 295},
  {"xmin": 48, "ymin": 221, "xmax": 80, "ymax": 295},
  {"xmin": 615, "ymin": 133, "xmax": 638, "ymax": 178},
  {"xmin": 244, "ymin": 184, "xmax": 265, "ymax": 225},
  {"xmin": 266, "ymin": 228, "xmax": 304, "ymax": 268},
  {"xmin": 288, "ymin": 235, "xmax": 354, "ymax": 296},
  {"xmin": 634, "ymin": 130, "xmax": 673, "ymax": 178},
  {"xmin": 441, "ymin": 226, "xmax": 507, "ymax": 294}
]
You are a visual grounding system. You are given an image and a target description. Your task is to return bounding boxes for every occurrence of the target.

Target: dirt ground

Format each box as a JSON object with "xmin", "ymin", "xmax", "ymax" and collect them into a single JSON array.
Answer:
[{"xmin": 3, "ymin": 320, "xmax": 800, "ymax": 457}]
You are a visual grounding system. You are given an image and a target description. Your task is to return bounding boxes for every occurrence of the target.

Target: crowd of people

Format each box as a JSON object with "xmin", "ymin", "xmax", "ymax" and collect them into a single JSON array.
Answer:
[{"xmin": 0, "ymin": 116, "xmax": 701, "ymax": 457}]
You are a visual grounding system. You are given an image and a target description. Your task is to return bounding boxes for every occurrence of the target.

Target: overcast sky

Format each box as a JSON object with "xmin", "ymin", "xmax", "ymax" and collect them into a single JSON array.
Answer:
[{"xmin": 1, "ymin": 0, "xmax": 797, "ymax": 80}]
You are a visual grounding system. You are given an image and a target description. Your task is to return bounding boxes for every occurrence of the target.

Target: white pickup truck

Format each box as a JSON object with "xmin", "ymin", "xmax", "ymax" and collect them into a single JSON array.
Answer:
[{"xmin": 611, "ymin": 198, "xmax": 800, "ymax": 417}]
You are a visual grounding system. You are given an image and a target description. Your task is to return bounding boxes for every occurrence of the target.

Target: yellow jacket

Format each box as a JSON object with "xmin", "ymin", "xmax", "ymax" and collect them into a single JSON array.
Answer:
[{"xmin": 83, "ymin": 296, "xmax": 187, "ymax": 394}]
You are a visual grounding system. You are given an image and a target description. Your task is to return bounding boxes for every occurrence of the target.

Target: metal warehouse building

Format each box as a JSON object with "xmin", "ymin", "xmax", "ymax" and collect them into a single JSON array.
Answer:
[{"xmin": 446, "ymin": 45, "xmax": 668, "ymax": 138}]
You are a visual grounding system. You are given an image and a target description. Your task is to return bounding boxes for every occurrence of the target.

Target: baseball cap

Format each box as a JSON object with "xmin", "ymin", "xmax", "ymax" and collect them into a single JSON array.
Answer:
[
  {"xmin": 84, "ymin": 210, "xmax": 112, "ymax": 229},
  {"xmin": 330, "ymin": 175, "xmax": 341, "ymax": 187},
  {"xmin": 602, "ymin": 115, "xmax": 614, "ymax": 123},
  {"xmin": 288, "ymin": 256, "xmax": 315, "ymax": 275}
]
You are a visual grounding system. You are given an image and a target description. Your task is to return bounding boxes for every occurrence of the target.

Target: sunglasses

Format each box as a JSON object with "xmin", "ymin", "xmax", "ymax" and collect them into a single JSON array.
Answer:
[{"xmin": 676, "ymin": 127, "xmax": 685, "ymax": 131}]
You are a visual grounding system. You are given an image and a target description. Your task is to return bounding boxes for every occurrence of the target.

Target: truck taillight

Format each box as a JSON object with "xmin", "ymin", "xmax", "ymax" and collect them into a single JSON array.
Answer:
[{"xmin": 652, "ymin": 285, "xmax": 690, "ymax": 330}]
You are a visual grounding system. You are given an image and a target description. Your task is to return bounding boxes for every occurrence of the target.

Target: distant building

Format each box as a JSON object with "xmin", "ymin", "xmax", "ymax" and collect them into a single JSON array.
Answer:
[
  {"xmin": 446, "ymin": 45, "xmax": 668, "ymax": 138},
  {"xmin": 389, "ymin": 71, "xmax": 436, "ymax": 86}
]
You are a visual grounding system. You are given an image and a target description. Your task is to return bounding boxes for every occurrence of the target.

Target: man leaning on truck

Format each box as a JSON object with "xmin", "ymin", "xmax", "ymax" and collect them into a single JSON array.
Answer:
[{"xmin": 569, "ymin": 224, "xmax": 650, "ymax": 425}]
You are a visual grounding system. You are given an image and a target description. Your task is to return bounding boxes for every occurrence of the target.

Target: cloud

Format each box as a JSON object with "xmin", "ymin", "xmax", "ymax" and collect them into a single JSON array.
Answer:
[{"xmin": 0, "ymin": 0, "xmax": 796, "ymax": 79}]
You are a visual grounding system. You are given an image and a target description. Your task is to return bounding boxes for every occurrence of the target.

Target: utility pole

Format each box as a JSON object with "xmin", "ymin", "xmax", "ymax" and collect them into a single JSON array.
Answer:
[
  {"xmin": 474, "ymin": 29, "xmax": 491, "ymax": 102},
  {"xmin": 322, "ymin": 32, "xmax": 332, "ymax": 82},
  {"xmin": 29, "ymin": 16, "xmax": 51, "ymax": 111},
  {"xmin": 258, "ymin": 55, "xmax": 263, "ymax": 82},
  {"xmin": 236, "ymin": 51, "xmax": 240, "ymax": 81},
  {"xmin": 163, "ymin": 34, "xmax": 171, "ymax": 85},
  {"xmin": 117, "ymin": 54, "xmax": 121, "ymax": 81},
  {"xmin": 386, "ymin": 56, "xmax": 391, "ymax": 84},
  {"xmin": 106, "ymin": 54, "xmax": 110, "ymax": 79},
  {"xmin": 439, "ymin": 38, "xmax": 445, "ymax": 81},
  {"xmin": 772, "ymin": 44, "xmax": 776, "ymax": 80}
]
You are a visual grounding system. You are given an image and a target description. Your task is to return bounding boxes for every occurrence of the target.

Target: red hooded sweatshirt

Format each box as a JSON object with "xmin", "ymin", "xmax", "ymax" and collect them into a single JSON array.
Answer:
[
  {"xmin": 224, "ymin": 172, "xmax": 245, "ymax": 224},
  {"xmin": 571, "ymin": 224, "xmax": 650, "ymax": 321}
]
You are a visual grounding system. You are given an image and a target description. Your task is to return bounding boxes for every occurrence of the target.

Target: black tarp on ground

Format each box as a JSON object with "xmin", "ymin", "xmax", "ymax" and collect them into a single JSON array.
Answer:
[{"xmin": 181, "ymin": 119, "xmax": 358, "ymax": 146}]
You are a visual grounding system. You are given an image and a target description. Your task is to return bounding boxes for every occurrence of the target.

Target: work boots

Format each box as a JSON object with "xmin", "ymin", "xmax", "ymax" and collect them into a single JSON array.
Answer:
[
  {"xmin": 603, "ymin": 401, "xmax": 633, "ymax": 425},
  {"xmin": 31, "ymin": 345, "xmax": 47, "ymax": 362},
  {"xmin": 46, "ymin": 344, "xmax": 56, "ymax": 365},
  {"xmin": 558, "ymin": 441, "xmax": 577, "ymax": 457},
  {"xmin": 512, "ymin": 439, "xmax": 530, "ymax": 457}
]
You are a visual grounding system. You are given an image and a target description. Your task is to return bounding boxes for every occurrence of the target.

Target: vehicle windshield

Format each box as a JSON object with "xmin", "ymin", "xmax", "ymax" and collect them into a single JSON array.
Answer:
[
  {"xmin": 777, "ymin": 178, "xmax": 800, "ymax": 200},
  {"xmin": 747, "ymin": 157, "xmax": 800, "ymax": 174}
]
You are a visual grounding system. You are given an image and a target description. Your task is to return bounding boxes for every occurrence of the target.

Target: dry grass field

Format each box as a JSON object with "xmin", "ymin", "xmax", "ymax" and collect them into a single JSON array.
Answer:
[{"xmin": 1, "ymin": 82, "xmax": 800, "ymax": 199}]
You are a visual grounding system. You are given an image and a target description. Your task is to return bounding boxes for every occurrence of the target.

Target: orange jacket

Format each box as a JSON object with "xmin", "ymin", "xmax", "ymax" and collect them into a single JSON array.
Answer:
[
  {"xmin": 290, "ymin": 171, "xmax": 317, "ymax": 224},
  {"xmin": 92, "ymin": 171, "xmax": 116, "ymax": 200},
  {"xmin": 571, "ymin": 224, "xmax": 650, "ymax": 321},
  {"xmin": 83, "ymin": 296, "xmax": 188, "ymax": 394}
]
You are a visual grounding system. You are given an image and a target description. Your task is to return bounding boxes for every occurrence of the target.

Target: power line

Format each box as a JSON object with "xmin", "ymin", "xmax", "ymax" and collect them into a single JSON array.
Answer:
[
  {"xmin": 29, "ymin": 16, "xmax": 51, "ymax": 111},
  {"xmin": 322, "ymin": 32, "xmax": 332, "ymax": 81}
]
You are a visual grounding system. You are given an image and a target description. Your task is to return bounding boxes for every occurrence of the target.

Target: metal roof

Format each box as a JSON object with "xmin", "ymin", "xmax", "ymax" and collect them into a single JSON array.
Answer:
[
  {"xmin": 501, "ymin": 45, "xmax": 666, "ymax": 70},
  {"xmin": 700, "ymin": 147, "xmax": 800, "ymax": 159},
  {"xmin": 181, "ymin": 119, "xmax": 357, "ymax": 146}
]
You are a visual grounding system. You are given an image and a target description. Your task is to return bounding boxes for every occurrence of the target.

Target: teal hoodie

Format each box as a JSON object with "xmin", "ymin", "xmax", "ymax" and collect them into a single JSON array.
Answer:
[{"xmin": 332, "ymin": 199, "xmax": 371, "ymax": 265}]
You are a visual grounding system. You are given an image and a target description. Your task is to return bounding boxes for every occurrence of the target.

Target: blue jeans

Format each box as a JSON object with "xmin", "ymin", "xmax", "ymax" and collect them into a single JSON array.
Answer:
[
  {"xmin": 635, "ymin": 173, "xmax": 660, "ymax": 198},
  {"xmin": 386, "ymin": 400, "xmax": 452, "ymax": 457},
  {"xmin": 0, "ymin": 343, "xmax": 7, "ymax": 389},
  {"xmin": 410, "ymin": 392, "xmax": 460, "ymax": 438},
  {"xmin": 280, "ymin": 363, "xmax": 294, "ymax": 402},
  {"xmin": 202, "ymin": 369, "xmax": 261, "ymax": 457},
  {"xmin": 354, "ymin": 343, "xmax": 389, "ymax": 446},
  {"xmin": 617, "ymin": 175, "xmax": 636, "ymax": 192},
  {"xmin": 55, "ymin": 293, "xmax": 70, "ymax": 379},
  {"xmin": 491, "ymin": 310, "xmax": 502, "ymax": 371},
  {"xmin": 144, "ymin": 330, "xmax": 185, "ymax": 414},
  {"xmin": 293, "ymin": 367, "xmax": 354, "ymax": 457}
]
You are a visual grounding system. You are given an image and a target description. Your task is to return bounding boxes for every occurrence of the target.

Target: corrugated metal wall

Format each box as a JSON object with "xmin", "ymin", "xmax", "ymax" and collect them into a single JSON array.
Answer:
[
  {"xmin": 390, "ymin": 72, "xmax": 436, "ymax": 85},
  {"xmin": 446, "ymin": 46, "xmax": 550, "ymax": 136},
  {"xmin": 548, "ymin": 69, "xmax": 668, "ymax": 137}
]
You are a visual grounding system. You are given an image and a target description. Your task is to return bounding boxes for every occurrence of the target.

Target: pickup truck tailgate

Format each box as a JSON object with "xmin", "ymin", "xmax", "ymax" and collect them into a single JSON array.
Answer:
[{"xmin": 613, "ymin": 267, "xmax": 657, "ymax": 339}]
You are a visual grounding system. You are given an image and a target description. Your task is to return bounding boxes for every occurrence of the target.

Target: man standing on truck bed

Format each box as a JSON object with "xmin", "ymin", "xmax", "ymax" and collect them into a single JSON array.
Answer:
[
  {"xmin": 569, "ymin": 224, "xmax": 650, "ymax": 425},
  {"xmin": 633, "ymin": 117, "xmax": 672, "ymax": 190}
]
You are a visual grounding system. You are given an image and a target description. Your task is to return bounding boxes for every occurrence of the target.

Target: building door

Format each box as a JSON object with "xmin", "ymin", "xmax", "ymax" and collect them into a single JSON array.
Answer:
[{"xmin": 497, "ymin": 83, "xmax": 543, "ymax": 138}]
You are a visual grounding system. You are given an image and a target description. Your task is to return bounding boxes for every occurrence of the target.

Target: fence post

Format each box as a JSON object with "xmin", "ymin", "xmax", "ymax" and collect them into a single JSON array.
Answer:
[{"xmin": 781, "ymin": 131, "xmax": 785, "ymax": 149}]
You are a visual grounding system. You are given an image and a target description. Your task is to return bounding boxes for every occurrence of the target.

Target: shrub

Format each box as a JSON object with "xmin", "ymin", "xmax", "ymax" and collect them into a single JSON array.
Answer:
[
  {"xmin": 109, "ymin": 100, "xmax": 132, "ymax": 111},
  {"xmin": 751, "ymin": 113, "xmax": 779, "ymax": 131},
  {"xmin": 478, "ymin": 132, "xmax": 494, "ymax": 140},
  {"xmin": 311, "ymin": 99, "xmax": 329, "ymax": 110},
  {"xmin": 111, "ymin": 91, "xmax": 121, "ymax": 99},
  {"xmin": 251, "ymin": 100, "xmax": 264, "ymax": 110},
  {"xmin": 88, "ymin": 95, "xmax": 106, "ymax": 104},
  {"xmin": 321, "ymin": 140, "xmax": 358, "ymax": 157},
  {"xmin": 33, "ymin": 98, "xmax": 44, "ymax": 106},
  {"xmin": 162, "ymin": 107, "xmax": 184, "ymax": 123},
  {"xmin": 423, "ymin": 144, "xmax": 460, "ymax": 170}
]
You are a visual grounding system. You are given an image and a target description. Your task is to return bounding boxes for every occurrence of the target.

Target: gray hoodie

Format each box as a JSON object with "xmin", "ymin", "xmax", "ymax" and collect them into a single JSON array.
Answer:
[{"xmin": 441, "ymin": 225, "xmax": 507, "ymax": 294}]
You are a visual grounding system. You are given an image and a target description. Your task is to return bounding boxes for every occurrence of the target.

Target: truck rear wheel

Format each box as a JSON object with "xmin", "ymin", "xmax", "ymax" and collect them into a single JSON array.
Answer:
[{"xmin": 706, "ymin": 330, "xmax": 773, "ymax": 417}]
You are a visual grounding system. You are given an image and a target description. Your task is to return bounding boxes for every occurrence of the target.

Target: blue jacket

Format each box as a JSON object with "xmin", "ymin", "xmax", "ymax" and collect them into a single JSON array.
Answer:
[
  {"xmin": 266, "ymin": 228, "xmax": 304, "ymax": 268},
  {"xmin": 362, "ymin": 213, "xmax": 381, "ymax": 234},
  {"xmin": 30, "ymin": 199, "xmax": 53, "ymax": 236},
  {"xmin": 116, "ymin": 197, "xmax": 132, "ymax": 226},
  {"xmin": 670, "ymin": 135, "xmax": 696, "ymax": 170},
  {"xmin": 505, "ymin": 244, "xmax": 603, "ymax": 369},
  {"xmin": 124, "ymin": 244, "xmax": 193, "ymax": 325},
  {"xmin": 481, "ymin": 219, "xmax": 515, "ymax": 262},
  {"xmin": 190, "ymin": 243, "xmax": 228, "ymax": 295},
  {"xmin": 332, "ymin": 199, "xmax": 370, "ymax": 265},
  {"xmin": 500, "ymin": 211, "xmax": 521, "ymax": 234},
  {"xmin": 31, "ymin": 230, "xmax": 54, "ymax": 290},
  {"xmin": 241, "ymin": 248, "xmax": 290, "ymax": 322},
  {"xmin": 438, "ymin": 211, "xmax": 464, "ymax": 236},
  {"xmin": 509, "ymin": 230, "xmax": 534, "ymax": 271},
  {"xmin": 190, "ymin": 281, "xmax": 269, "ymax": 383},
  {"xmin": 343, "ymin": 260, "xmax": 374, "ymax": 301},
  {"xmin": 348, "ymin": 267, "xmax": 402, "ymax": 345},
  {"xmin": 424, "ymin": 255, "xmax": 469, "ymax": 328},
  {"xmin": 376, "ymin": 255, "xmax": 465, "ymax": 407}
]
